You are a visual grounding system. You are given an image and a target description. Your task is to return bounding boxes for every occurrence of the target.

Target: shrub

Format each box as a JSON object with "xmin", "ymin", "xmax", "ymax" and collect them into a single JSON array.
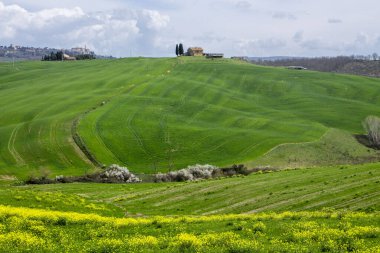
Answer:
[
  {"xmin": 363, "ymin": 115, "xmax": 380, "ymax": 148},
  {"xmin": 99, "ymin": 164, "xmax": 141, "ymax": 183},
  {"xmin": 26, "ymin": 169, "xmax": 54, "ymax": 184},
  {"xmin": 154, "ymin": 164, "xmax": 219, "ymax": 182},
  {"xmin": 29, "ymin": 165, "xmax": 141, "ymax": 184},
  {"xmin": 154, "ymin": 164, "xmax": 250, "ymax": 182}
]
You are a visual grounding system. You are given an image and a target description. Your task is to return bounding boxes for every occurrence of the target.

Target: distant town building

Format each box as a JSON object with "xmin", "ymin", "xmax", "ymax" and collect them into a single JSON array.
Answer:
[
  {"xmin": 187, "ymin": 47, "xmax": 204, "ymax": 56},
  {"xmin": 63, "ymin": 54, "xmax": 76, "ymax": 61},
  {"xmin": 231, "ymin": 56, "xmax": 248, "ymax": 61},
  {"xmin": 205, "ymin": 53, "xmax": 224, "ymax": 59},
  {"xmin": 71, "ymin": 46, "xmax": 91, "ymax": 55},
  {"xmin": 0, "ymin": 44, "xmax": 116, "ymax": 61},
  {"xmin": 286, "ymin": 66, "xmax": 307, "ymax": 70}
]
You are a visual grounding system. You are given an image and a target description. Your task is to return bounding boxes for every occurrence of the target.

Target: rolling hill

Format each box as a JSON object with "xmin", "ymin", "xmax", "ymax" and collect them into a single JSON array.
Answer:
[
  {"xmin": 0, "ymin": 57, "xmax": 379, "ymax": 176},
  {"xmin": 78, "ymin": 57, "xmax": 380, "ymax": 173}
]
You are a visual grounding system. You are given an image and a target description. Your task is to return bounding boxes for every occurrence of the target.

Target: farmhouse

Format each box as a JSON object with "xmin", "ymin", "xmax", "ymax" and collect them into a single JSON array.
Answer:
[
  {"xmin": 187, "ymin": 47, "xmax": 204, "ymax": 56},
  {"xmin": 63, "ymin": 54, "xmax": 76, "ymax": 61}
]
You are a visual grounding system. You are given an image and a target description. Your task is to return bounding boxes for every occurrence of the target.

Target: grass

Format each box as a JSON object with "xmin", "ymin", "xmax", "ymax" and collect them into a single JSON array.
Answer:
[
  {"xmin": 79, "ymin": 57, "xmax": 380, "ymax": 173},
  {"xmin": 1, "ymin": 162, "xmax": 378, "ymax": 216},
  {"xmin": 0, "ymin": 161, "xmax": 378, "ymax": 252},
  {"xmin": 250, "ymin": 128, "xmax": 380, "ymax": 168},
  {"xmin": 1, "ymin": 205, "xmax": 380, "ymax": 252},
  {"xmin": 1, "ymin": 57, "xmax": 380, "ymax": 252},
  {"xmin": 0, "ymin": 58, "xmax": 174, "ymax": 177},
  {"xmin": 0, "ymin": 57, "xmax": 380, "ymax": 176}
]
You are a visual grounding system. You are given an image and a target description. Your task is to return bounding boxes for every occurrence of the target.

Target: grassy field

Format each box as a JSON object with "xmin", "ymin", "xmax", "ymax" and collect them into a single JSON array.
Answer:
[
  {"xmin": 1, "ymin": 57, "xmax": 380, "ymax": 252},
  {"xmin": 0, "ymin": 205, "xmax": 378, "ymax": 252},
  {"xmin": 0, "ymin": 163, "xmax": 379, "ymax": 252},
  {"xmin": 78, "ymin": 57, "xmax": 380, "ymax": 173},
  {"xmin": 1, "ymin": 163, "xmax": 378, "ymax": 216},
  {"xmin": 249, "ymin": 128, "xmax": 380, "ymax": 168},
  {"xmin": 0, "ymin": 58, "xmax": 174, "ymax": 177},
  {"xmin": 1, "ymin": 57, "xmax": 380, "ymax": 176}
]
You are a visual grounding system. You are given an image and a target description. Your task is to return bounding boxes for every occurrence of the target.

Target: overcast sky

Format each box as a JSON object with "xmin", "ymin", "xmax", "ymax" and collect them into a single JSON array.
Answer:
[{"xmin": 1, "ymin": 0, "xmax": 379, "ymax": 57}]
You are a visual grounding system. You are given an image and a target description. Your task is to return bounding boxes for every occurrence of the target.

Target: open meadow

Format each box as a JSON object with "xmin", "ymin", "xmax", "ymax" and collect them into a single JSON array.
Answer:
[
  {"xmin": 0, "ymin": 57, "xmax": 379, "ymax": 252},
  {"xmin": 0, "ymin": 162, "xmax": 379, "ymax": 252},
  {"xmin": 0, "ymin": 57, "xmax": 379, "ymax": 175}
]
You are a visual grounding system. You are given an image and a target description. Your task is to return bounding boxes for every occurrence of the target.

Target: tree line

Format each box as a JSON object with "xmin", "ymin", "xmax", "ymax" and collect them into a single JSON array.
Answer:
[
  {"xmin": 251, "ymin": 55, "xmax": 380, "ymax": 78},
  {"xmin": 42, "ymin": 51, "xmax": 96, "ymax": 61}
]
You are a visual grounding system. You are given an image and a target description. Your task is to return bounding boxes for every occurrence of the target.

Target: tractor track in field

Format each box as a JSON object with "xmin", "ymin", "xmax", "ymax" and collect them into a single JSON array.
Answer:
[
  {"xmin": 93, "ymin": 119, "xmax": 124, "ymax": 164},
  {"xmin": 50, "ymin": 121, "xmax": 72, "ymax": 167},
  {"xmin": 7, "ymin": 125, "xmax": 25, "ymax": 166},
  {"xmin": 126, "ymin": 112, "xmax": 150, "ymax": 155},
  {"xmin": 244, "ymin": 176, "xmax": 378, "ymax": 213},
  {"xmin": 186, "ymin": 104, "xmax": 211, "ymax": 125},
  {"xmin": 238, "ymin": 141, "xmax": 265, "ymax": 157}
]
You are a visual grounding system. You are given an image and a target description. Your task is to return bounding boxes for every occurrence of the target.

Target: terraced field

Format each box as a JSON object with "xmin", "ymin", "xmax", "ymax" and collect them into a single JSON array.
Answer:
[{"xmin": 0, "ymin": 57, "xmax": 380, "ymax": 176}]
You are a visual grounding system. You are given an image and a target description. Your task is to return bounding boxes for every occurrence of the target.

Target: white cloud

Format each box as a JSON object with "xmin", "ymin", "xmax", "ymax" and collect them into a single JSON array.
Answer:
[
  {"xmin": 235, "ymin": 1, "xmax": 252, "ymax": 10},
  {"xmin": 293, "ymin": 31, "xmax": 304, "ymax": 43},
  {"xmin": 328, "ymin": 18, "xmax": 342, "ymax": 24},
  {"xmin": 1, "ymin": 0, "xmax": 380, "ymax": 57},
  {"xmin": 0, "ymin": 1, "xmax": 169, "ymax": 57},
  {"xmin": 237, "ymin": 38, "xmax": 287, "ymax": 55},
  {"xmin": 272, "ymin": 11, "xmax": 297, "ymax": 20}
]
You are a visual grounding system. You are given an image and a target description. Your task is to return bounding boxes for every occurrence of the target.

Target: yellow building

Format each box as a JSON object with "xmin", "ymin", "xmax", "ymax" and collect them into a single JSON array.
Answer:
[{"xmin": 187, "ymin": 47, "xmax": 204, "ymax": 56}]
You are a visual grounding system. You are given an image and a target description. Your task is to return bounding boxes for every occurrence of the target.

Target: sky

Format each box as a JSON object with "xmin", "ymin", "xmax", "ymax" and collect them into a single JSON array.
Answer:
[{"xmin": 0, "ymin": 0, "xmax": 379, "ymax": 57}]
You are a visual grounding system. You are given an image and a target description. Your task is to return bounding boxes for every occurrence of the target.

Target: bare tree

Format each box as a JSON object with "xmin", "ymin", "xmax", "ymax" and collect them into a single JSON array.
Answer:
[
  {"xmin": 363, "ymin": 115, "xmax": 380, "ymax": 147},
  {"xmin": 373, "ymin": 53, "xmax": 378, "ymax": 61}
]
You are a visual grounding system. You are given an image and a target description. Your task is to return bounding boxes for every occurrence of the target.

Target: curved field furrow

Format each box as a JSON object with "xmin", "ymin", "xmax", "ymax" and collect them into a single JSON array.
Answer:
[
  {"xmin": 93, "ymin": 116, "xmax": 122, "ymax": 165},
  {"xmin": 48, "ymin": 121, "xmax": 69, "ymax": 167},
  {"xmin": 247, "ymin": 177, "xmax": 378, "ymax": 213},
  {"xmin": 126, "ymin": 112, "xmax": 149, "ymax": 155},
  {"xmin": 7, "ymin": 125, "xmax": 25, "ymax": 166}
]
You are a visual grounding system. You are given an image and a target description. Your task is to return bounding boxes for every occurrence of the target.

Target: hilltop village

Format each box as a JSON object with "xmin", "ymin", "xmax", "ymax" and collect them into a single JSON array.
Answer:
[{"xmin": 0, "ymin": 44, "xmax": 112, "ymax": 61}]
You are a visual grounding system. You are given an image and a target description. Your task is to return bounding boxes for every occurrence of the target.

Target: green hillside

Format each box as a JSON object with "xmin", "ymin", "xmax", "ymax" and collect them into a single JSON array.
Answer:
[
  {"xmin": 79, "ymin": 58, "xmax": 380, "ymax": 173},
  {"xmin": 0, "ymin": 57, "xmax": 379, "ymax": 176},
  {"xmin": 0, "ymin": 58, "xmax": 174, "ymax": 176}
]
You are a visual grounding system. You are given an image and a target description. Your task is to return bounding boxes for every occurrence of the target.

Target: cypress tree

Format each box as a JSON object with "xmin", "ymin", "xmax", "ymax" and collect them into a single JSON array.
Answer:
[
  {"xmin": 179, "ymin": 43, "xmax": 184, "ymax": 56},
  {"xmin": 175, "ymin": 44, "xmax": 179, "ymax": 56}
]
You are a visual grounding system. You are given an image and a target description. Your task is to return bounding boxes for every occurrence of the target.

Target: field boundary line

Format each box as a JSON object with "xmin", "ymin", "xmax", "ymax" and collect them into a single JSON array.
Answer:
[
  {"xmin": 71, "ymin": 108, "xmax": 104, "ymax": 168},
  {"xmin": 253, "ymin": 128, "xmax": 331, "ymax": 159}
]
